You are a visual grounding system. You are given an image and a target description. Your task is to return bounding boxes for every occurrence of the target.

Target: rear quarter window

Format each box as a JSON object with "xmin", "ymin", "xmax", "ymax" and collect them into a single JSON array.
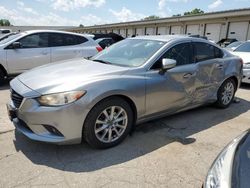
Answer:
[{"xmin": 49, "ymin": 33, "xmax": 88, "ymax": 47}]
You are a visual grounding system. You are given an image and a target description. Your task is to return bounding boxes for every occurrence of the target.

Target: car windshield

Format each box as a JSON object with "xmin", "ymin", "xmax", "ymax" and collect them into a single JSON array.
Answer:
[
  {"xmin": 226, "ymin": 41, "xmax": 243, "ymax": 49},
  {"xmin": 0, "ymin": 33, "xmax": 22, "ymax": 45},
  {"xmin": 234, "ymin": 42, "xmax": 250, "ymax": 52},
  {"xmin": 91, "ymin": 39, "xmax": 165, "ymax": 67}
]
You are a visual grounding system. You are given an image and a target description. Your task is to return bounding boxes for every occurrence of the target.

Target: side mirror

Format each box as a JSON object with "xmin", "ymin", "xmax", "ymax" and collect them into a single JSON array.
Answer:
[
  {"xmin": 159, "ymin": 58, "xmax": 176, "ymax": 75},
  {"xmin": 11, "ymin": 42, "xmax": 22, "ymax": 49}
]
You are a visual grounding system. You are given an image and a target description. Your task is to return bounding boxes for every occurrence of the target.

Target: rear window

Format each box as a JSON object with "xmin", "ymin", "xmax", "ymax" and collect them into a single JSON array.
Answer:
[
  {"xmin": 49, "ymin": 33, "xmax": 88, "ymax": 47},
  {"xmin": 194, "ymin": 42, "xmax": 223, "ymax": 62}
]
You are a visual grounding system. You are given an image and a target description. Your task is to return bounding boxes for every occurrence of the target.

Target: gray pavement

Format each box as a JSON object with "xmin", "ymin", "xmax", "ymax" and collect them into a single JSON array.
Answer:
[{"xmin": 0, "ymin": 82, "xmax": 250, "ymax": 188}]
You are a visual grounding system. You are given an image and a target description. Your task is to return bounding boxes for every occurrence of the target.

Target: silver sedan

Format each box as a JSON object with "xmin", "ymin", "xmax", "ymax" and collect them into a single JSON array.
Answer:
[{"xmin": 7, "ymin": 35, "xmax": 242, "ymax": 148}]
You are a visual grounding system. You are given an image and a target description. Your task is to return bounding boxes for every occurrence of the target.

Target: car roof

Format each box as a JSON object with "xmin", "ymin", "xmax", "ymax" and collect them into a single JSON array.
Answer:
[
  {"xmin": 22, "ymin": 30, "xmax": 91, "ymax": 38},
  {"xmin": 132, "ymin": 35, "xmax": 218, "ymax": 46},
  {"xmin": 132, "ymin": 35, "xmax": 207, "ymax": 42},
  {"xmin": 96, "ymin": 37, "xmax": 113, "ymax": 40}
]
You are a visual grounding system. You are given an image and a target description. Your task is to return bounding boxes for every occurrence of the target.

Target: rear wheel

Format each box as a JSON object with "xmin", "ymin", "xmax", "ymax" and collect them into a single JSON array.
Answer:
[
  {"xmin": 215, "ymin": 78, "xmax": 236, "ymax": 108},
  {"xmin": 83, "ymin": 97, "xmax": 133, "ymax": 149}
]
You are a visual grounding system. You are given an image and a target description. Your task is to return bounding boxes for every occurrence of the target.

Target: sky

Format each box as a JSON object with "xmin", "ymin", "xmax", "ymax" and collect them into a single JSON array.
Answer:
[{"xmin": 0, "ymin": 0, "xmax": 250, "ymax": 26}]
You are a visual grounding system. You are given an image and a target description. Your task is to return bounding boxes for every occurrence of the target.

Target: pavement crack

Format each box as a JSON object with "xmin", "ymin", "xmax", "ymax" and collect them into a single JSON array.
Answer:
[
  {"xmin": 0, "ymin": 129, "xmax": 14, "ymax": 135},
  {"xmin": 0, "ymin": 152, "xmax": 17, "ymax": 161}
]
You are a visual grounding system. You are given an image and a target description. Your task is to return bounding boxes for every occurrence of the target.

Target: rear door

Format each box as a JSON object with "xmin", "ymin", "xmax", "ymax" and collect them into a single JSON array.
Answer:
[
  {"xmin": 192, "ymin": 42, "xmax": 225, "ymax": 104},
  {"xmin": 145, "ymin": 42, "xmax": 197, "ymax": 116},
  {"xmin": 6, "ymin": 33, "xmax": 50, "ymax": 74},
  {"xmin": 49, "ymin": 33, "xmax": 88, "ymax": 62}
]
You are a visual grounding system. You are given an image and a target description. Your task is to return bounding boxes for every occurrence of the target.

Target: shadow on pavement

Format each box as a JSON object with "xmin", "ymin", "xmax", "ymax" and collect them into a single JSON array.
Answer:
[
  {"xmin": 0, "ymin": 79, "xmax": 10, "ymax": 90},
  {"xmin": 240, "ymin": 83, "xmax": 250, "ymax": 90},
  {"xmin": 13, "ymin": 97, "xmax": 250, "ymax": 173}
]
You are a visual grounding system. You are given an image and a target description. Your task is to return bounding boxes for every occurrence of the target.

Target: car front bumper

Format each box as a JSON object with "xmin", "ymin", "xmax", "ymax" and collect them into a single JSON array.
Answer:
[
  {"xmin": 7, "ymin": 79, "xmax": 91, "ymax": 145},
  {"xmin": 242, "ymin": 68, "xmax": 250, "ymax": 84}
]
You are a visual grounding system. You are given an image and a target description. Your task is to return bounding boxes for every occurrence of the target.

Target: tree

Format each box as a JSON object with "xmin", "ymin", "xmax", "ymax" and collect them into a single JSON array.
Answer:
[
  {"xmin": 172, "ymin": 14, "xmax": 182, "ymax": 17},
  {"xmin": 142, "ymin": 15, "xmax": 160, "ymax": 21},
  {"xmin": 184, "ymin": 8, "xmax": 204, "ymax": 16},
  {"xmin": 79, "ymin": 24, "xmax": 84, "ymax": 27},
  {"xmin": 0, "ymin": 19, "xmax": 11, "ymax": 26}
]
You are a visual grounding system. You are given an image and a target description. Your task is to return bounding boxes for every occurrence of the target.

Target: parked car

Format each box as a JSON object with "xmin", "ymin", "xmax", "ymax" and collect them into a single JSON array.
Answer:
[
  {"xmin": 0, "ymin": 32, "xmax": 18, "ymax": 42},
  {"xmin": 230, "ymin": 41, "xmax": 250, "ymax": 84},
  {"xmin": 95, "ymin": 37, "xmax": 116, "ymax": 49},
  {"xmin": 0, "ymin": 30, "xmax": 102, "ymax": 84},
  {"xmin": 7, "ymin": 35, "xmax": 242, "ymax": 148},
  {"xmin": 225, "ymin": 41, "xmax": 243, "ymax": 51},
  {"xmin": 92, "ymin": 32, "xmax": 124, "ymax": 43},
  {"xmin": 0, "ymin": 29, "xmax": 11, "ymax": 36},
  {"xmin": 217, "ymin": 38, "xmax": 238, "ymax": 47},
  {"xmin": 204, "ymin": 129, "xmax": 250, "ymax": 188}
]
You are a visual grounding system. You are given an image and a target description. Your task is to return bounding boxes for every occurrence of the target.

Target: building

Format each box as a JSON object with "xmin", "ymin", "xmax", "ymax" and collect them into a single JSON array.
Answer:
[
  {"xmin": 0, "ymin": 26, "xmax": 76, "ymax": 33},
  {"xmin": 69, "ymin": 8, "xmax": 250, "ymax": 43}
]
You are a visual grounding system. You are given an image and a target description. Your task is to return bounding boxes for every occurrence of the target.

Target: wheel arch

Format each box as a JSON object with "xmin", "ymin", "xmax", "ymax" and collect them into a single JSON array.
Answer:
[
  {"xmin": 0, "ymin": 64, "xmax": 7, "ymax": 77},
  {"xmin": 221, "ymin": 75, "xmax": 239, "ymax": 89},
  {"xmin": 88, "ymin": 94, "xmax": 138, "ymax": 125}
]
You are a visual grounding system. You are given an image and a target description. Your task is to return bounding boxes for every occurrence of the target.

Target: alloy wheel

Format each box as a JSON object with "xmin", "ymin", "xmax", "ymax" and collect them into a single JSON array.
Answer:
[{"xmin": 94, "ymin": 106, "xmax": 128, "ymax": 143}]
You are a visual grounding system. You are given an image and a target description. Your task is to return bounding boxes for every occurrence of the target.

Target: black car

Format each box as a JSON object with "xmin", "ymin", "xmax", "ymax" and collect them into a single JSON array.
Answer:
[
  {"xmin": 95, "ymin": 37, "xmax": 116, "ymax": 49},
  {"xmin": 204, "ymin": 129, "xmax": 250, "ymax": 188}
]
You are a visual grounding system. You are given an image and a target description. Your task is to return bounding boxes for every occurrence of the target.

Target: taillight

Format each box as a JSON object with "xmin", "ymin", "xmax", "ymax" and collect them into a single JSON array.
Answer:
[{"xmin": 96, "ymin": 46, "xmax": 103, "ymax": 52}]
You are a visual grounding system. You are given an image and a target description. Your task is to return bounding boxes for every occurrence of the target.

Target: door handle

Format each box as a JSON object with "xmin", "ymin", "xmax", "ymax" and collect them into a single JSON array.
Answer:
[
  {"xmin": 215, "ymin": 64, "xmax": 223, "ymax": 69},
  {"xmin": 183, "ymin": 73, "xmax": 195, "ymax": 79}
]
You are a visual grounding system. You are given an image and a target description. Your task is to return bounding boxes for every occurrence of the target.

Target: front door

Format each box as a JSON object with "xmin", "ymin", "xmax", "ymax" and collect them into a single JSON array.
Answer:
[
  {"xmin": 6, "ymin": 33, "xmax": 50, "ymax": 74},
  {"xmin": 145, "ymin": 42, "xmax": 197, "ymax": 116}
]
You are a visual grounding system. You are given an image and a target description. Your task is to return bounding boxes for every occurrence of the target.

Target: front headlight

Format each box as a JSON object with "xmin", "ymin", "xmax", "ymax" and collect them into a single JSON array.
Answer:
[
  {"xmin": 37, "ymin": 91, "xmax": 86, "ymax": 106},
  {"xmin": 243, "ymin": 63, "xmax": 250, "ymax": 69},
  {"xmin": 204, "ymin": 132, "xmax": 248, "ymax": 188}
]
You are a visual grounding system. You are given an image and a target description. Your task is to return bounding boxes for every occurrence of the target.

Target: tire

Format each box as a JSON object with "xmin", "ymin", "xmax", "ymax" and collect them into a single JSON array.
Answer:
[
  {"xmin": 0, "ymin": 69, "xmax": 5, "ymax": 86},
  {"xmin": 215, "ymin": 78, "xmax": 236, "ymax": 108},
  {"xmin": 83, "ymin": 97, "xmax": 134, "ymax": 149}
]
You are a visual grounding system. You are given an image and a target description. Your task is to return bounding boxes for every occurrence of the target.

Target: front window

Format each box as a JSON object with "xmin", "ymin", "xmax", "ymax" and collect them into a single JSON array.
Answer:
[
  {"xmin": 234, "ymin": 42, "xmax": 250, "ymax": 52},
  {"xmin": 91, "ymin": 39, "xmax": 165, "ymax": 67}
]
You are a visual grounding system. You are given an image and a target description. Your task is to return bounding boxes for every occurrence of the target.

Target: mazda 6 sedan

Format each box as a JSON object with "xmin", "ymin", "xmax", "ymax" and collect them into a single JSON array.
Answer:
[{"xmin": 7, "ymin": 35, "xmax": 242, "ymax": 148}]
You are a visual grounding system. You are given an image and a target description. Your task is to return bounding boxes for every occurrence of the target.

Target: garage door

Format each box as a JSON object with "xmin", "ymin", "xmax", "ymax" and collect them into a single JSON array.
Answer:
[
  {"xmin": 127, "ymin": 28, "xmax": 134, "ymax": 37},
  {"xmin": 186, "ymin": 25, "xmax": 200, "ymax": 35},
  {"xmin": 171, "ymin": 26, "xmax": 182, "ymax": 35},
  {"xmin": 146, "ymin": 27, "xmax": 155, "ymax": 35},
  {"xmin": 120, "ymin": 29, "xmax": 126, "ymax": 38},
  {"xmin": 228, "ymin": 22, "xmax": 249, "ymax": 41},
  {"xmin": 112, "ymin": 29, "xmax": 119, "ymax": 34},
  {"xmin": 205, "ymin": 24, "xmax": 221, "ymax": 42},
  {"xmin": 157, "ymin": 27, "xmax": 169, "ymax": 35},
  {"xmin": 136, "ymin": 28, "xmax": 144, "ymax": 36}
]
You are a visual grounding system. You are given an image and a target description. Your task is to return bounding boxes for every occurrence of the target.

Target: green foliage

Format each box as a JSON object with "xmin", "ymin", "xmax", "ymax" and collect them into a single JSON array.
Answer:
[
  {"xmin": 0, "ymin": 19, "xmax": 11, "ymax": 26},
  {"xmin": 184, "ymin": 8, "xmax": 204, "ymax": 16},
  {"xmin": 142, "ymin": 15, "xmax": 160, "ymax": 21},
  {"xmin": 172, "ymin": 14, "xmax": 182, "ymax": 17},
  {"xmin": 172, "ymin": 8, "xmax": 205, "ymax": 17}
]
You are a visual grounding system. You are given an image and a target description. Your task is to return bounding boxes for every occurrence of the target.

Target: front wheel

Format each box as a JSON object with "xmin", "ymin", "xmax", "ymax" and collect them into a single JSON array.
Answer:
[
  {"xmin": 215, "ymin": 78, "xmax": 236, "ymax": 108},
  {"xmin": 83, "ymin": 97, "xmax": 133, "ymax": 149}
]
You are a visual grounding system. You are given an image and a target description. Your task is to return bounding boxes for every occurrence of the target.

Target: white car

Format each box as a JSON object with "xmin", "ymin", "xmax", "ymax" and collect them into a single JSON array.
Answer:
[
  {"xmin": 0, "ymin": 30, "xmax": 102, "ymax": 84},
  {"xmin": 231, "ymin": 41, "xmax": 250, "ymax": 84}
]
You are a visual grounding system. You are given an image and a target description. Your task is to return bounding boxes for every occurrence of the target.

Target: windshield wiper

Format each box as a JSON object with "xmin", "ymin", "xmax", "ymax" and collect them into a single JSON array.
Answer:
[{"xmin": 92, "ymin": 59, "xmax": 112, "ymax": 65}]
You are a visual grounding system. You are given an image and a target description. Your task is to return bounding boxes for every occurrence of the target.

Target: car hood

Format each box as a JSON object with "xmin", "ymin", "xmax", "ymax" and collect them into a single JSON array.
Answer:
[
  {"xmin": 17, "ymin": 58, "xmax": 130, "ymax": 95},
  {"xmin": 231, "ymin": 51, "xmax": 250, "ymax": 63}
]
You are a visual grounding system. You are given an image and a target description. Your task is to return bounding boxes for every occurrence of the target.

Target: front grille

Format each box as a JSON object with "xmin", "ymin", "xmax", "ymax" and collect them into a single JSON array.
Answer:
[{"xmin": 11, "ymin": 89, "xmax": 23, "ymax": 108}]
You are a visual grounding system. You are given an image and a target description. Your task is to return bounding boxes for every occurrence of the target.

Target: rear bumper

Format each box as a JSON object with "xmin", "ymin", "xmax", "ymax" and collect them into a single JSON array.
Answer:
[{"xmin": 242, "ymin": 69, "xmax": 250, "ymax": 84}]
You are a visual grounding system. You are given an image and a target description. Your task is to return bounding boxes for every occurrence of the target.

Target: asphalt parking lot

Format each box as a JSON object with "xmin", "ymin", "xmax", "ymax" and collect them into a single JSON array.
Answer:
[{"xmin": 0, "ymin": 82, "xmax": 250, "ymax": 188}]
